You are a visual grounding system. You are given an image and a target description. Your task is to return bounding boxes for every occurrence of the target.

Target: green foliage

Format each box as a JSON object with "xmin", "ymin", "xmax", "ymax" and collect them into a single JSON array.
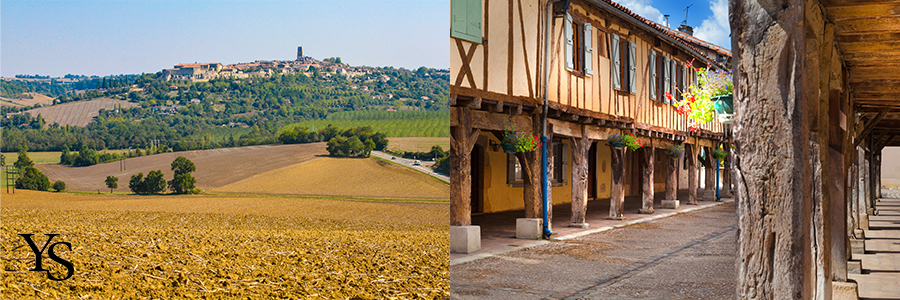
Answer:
[
  {"xmin": 60, "ymin": 146, "xmax": 123, "ymax": 167},
  {"xmin": 395, "ymin": 145, "xmax": 447, "ymax": 161},
  {"xmin": 14, "ymin": 148, "xmax": 33, "ymax": 169},
  {"xmin": 105, "ymin": 175, "xmax": 118, "ymax": 193},
  {"xmin": 169, "ymin": 156, "xmax": 198, "ymax": 194},
  {"xmin": 129, "ymin": 170, "xmax": 167, "ymax": 195},
  {"xmin": 324, "ymin": 126, "xmax": 389, "ymax": 157},
  {"xmin": 433, "ymin": 156, "xmax": 449, "ymax": 175},
  {"xmin": 16, "ymin": 166, "xmax": 50, "ymax": 191},
  {"xmin": 52, "ymin": 180, "xmax": 66, "ymax": 192}
]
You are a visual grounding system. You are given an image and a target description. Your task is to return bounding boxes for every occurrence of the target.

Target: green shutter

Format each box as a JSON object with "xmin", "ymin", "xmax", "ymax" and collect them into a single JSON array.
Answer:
[
  {"xmin": 649, "ymin": 50, "xmax": 656, "ymax": 100},
  {"xmin": 451, "ymin": 0, "xmax": 482, "ymax": 44},
  {"xmin": 611, "ymin": 34, "xmax": 620, "ymax": 90},
  {"xmin": 663, "ymin": 56, "xmax": 671, "ymax": 104},
  {"xmin": 628, "ymin": 41, "xmax": 636, "ymax": 94}
]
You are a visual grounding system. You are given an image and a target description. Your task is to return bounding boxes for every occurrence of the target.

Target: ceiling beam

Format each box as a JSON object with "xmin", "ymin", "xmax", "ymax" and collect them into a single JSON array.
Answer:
[
  {"xmin": 855, "ymin": 108, "xmax": 890, "ymax": 147},
  {"xmin": 834, "ymin": 16, "xmax": 900, "ymax": 34}
]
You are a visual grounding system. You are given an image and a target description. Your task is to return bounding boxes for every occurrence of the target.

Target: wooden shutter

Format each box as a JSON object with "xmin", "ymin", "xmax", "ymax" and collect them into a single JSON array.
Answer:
[
  {"xmin": 649, "ymin": 50, "xmax": 657, "ymax": 100},
  {"xmin": 611, "ymin": 34, "xmax": 620, "ymax": 90},
  {"xmin": 670, "ymin": 59, "xmax": 677, "ymax": 105},
  {"xmin": 565, "ymin": 14, "xmax": 574, "ymax": 71},
  {"xmin": 584, "ymin": 23, "xmax": 593, "ymax": 77},
  {"xmin": 676, "ymin": 63, "xmax": 683, "ymax": 101},
  {"xmin": 451, "ymin": 0, "xmax": 482, "ymax": 44},
  {"xmin": 561, "ymin": 143, "xmax": 569, "ymax": 183},
  {"xmin": 507, "ymin": 153, "xmax": 516, "ymax": 184},
  {"xmin": 628, "ymin": 41, "xmax": 636, "ymax": 94},
  {"xmin": 663, "ymin": 56, "xmax": 671, "ymax": 104}
]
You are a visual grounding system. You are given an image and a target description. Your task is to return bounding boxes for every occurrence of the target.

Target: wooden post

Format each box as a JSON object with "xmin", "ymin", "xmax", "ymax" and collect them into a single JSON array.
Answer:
[
  {"xmin": 666, "ymin": 152, "xmax": 678, "ymax": 202},
  {"xmin": 639, "ymin": 146, "xmax": 655, "ymax": 214},
  {"xmin": 569, "ymin": 126, "xmax": 591, "ymax": 227},
  {"xmin": 450, "ymin": 107, "xmax": 481, "ymax": 226},
  {"xmin": 516, "ymin": 114, "xmax": 543, "ymax": 219},
  {"xmin": 722, "ymin": 143, "xmax": 733, "ymax": 197},
  {"xmin": 609, "ymin": 146, "xmax": 625, "ymax": 219},
  {"xmin": 687, "ymin": 144, "xmax": 698, "ymax": 205},
  {"xmin": 703, "ymin": 148, "xmax": 716, "ymax": 201},
  {"xmin": 874, "ymin": 150, "xmax": 881, "ymax": 200}
]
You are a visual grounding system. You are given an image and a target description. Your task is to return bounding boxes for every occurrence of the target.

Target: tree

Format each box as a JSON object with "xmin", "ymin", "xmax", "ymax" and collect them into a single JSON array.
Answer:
[
  {"xmin": 14, "ymin": 147, "xmax": 33, "ymax": 170},
  {"xmin": 169, "ymin": 156, "xmax": 198, "ymax": 194},
  {"xmin": 129, "ymin": 170, "xmax": 165, "ymax": 194},
  {"xmin": 52, "ymin": 180, "xmax": 66, "ymax": 192},
  {"xmin": 60, "ymin": 146, "xmax": 74, "ymax": 165},
  {"xmin": 129, "ymin": 173, "xmax": 144, "ymax": 194},
  {"xmin": 16, "ymin": 166, "xmax": 50, "ymax": 191},
  {"xmin": 105, "ymin": 175, "xmax": 118, "ymax": 193}
]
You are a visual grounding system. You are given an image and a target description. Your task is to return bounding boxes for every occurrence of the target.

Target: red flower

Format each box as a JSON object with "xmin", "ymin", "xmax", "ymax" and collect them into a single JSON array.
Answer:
[{"xmin": 665, "ymin": 90, "xmax": 673, "ymax": 100}]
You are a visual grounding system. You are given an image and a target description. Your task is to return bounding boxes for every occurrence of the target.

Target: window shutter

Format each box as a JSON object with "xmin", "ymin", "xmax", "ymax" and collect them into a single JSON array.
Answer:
[
  {"xmin": 451, "ymin": 0, "xmax": 482, "ymax": 44},
  {"xmin": 649, "ymin": 50, "xmax": 656, "ymax": 100},
  {"xmin": 507, "ymin": 153, "xmax": 516, "ymax": 184},
  {"xmin": 565, "ymin": 14, "xmax": 574, "ymax": 71},
  {"xmin": 561, "ymin": 143, "xmax": 569, "ymax": 183},
  {"xmin": 682, "ymin": 64, "xmax": 688, "ymax": 96},
  {"xmin": 676, "ymin": 63, "xmax": 683, "ymax": 100},
  {"xmin": 670, "ymin": 59, "xmax": 677, "ymax": 105},
  {"xmin": 611, "ymin": 34, "xmax": 621, "ymax": 90},
  {"xmin": 628, "ymin": 41, "xmax": 636, "ymax": 94},
  {"xmin": 663, "ymin": 56, "xmax": 671, "ymax": 104},
  {"xmin": 583, "ymin": 23, "xmax": 593, "ymax": 76}
]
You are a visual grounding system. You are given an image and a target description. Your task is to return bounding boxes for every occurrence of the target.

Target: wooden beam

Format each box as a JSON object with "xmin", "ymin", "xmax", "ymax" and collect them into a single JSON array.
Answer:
[
  {"xmin": 854, "ymin": 108, "xmax": 890, "ymax": 147},
  {"xmin": 493, "ymin": 101, "xmax": 505, "ymax": 113},
  {"xmin": 834, "ymin": 16, "xmax": 900, "ymax": 34},
  {"xmin": 450, "ymin": 94, "xmax": 458, "ymax": 106}
]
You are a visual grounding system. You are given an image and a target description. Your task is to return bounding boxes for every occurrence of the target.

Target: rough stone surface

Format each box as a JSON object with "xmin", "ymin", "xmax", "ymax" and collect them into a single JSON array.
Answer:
[
  {"xmin": 847, "ymin": 260, "xmax": 861, "ymax": 274},
  {"xmin": 516, "ymin": 218, "xmax": 543, "ymax": 240},
  {"xmin": 451, "ymin": 225, "xmax": 482, "ymax": 254},
  {"xmin": 661, "ymin": 200, "xmax": 680, "ymax": 209},
  {"xmin": 831, "ymin": 281, "xmax": 859, "ymax": 300}
]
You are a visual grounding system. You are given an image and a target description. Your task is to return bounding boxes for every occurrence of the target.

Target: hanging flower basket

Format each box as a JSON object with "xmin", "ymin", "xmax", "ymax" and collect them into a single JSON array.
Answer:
[
  {"xmin": 712, "ymin": 94, "xmax": 734, "ymax": 124},
  {"xmin": 502, "ymin": 125, "xmax": 541, "ymax": 153},
  {"xmin": 666, "ymin": 144, "xmax": 684, "ymax": 158},
  {"xmin": 608, "ymin": 133, "xmax": 642, "ymax": 151}
]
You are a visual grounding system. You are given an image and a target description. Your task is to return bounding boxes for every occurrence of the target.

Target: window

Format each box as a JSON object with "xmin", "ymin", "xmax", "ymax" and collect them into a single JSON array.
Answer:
[
  {"xmin": 507, "ymin": 141, "xmax": 568, "ymax": 185},
  {"xmin": 565, "ymin": 14, "xmax": 593, "ymax": 76},
  {"xmin": 451, "ymin": 0, "xmax": 482, "ymax": 43},
  {"xmin": 611, "ymin": 34, "xmax": 634, "ymax": 93}
]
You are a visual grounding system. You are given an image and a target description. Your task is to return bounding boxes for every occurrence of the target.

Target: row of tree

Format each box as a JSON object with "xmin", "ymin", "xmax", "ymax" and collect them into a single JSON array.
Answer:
[{"xmin": 125, "ymin": 157, "xmax": 199, "ymax": 195}]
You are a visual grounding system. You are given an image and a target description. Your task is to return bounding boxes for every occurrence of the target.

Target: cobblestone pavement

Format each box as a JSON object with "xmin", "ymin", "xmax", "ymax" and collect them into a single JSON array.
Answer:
[{"xmin": 451, "ymin": 203, "xmax": 736, "ymax": 299}]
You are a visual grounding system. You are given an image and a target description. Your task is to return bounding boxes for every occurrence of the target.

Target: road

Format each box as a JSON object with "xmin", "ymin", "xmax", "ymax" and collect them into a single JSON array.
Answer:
[
  {"xmin": 451, "ymin": 202, "xmax": 737, "ymax": 299},
  {"xmin": 371, "ymin": 151, "xmax": 449, "ymax": 182}
]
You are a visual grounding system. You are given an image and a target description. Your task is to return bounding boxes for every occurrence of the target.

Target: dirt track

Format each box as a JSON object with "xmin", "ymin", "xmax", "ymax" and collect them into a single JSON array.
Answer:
[{"xmin": 38, "ymin": 143, "xmax": 328, "ymax": 192}]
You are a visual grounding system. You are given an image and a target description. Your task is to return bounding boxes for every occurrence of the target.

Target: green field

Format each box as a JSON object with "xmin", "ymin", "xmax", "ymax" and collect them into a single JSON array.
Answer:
[{"xmin": 280, "ymin": 110, "xmax": 449, "ymax": 137}]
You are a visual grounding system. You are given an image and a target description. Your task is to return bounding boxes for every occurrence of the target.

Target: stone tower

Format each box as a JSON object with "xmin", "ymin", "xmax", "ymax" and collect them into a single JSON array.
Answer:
[{"xmin": 297, "ymin": 46, "xmax": 303, "ymax": 60}]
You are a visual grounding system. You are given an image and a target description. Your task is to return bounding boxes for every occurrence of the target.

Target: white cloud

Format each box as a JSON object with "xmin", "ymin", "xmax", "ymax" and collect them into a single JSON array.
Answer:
[
  {"xmin": 693, "ymin": 0, "xmax": 731, "ymax": 49},
  {"xmin": 617, "ymin": 0, "xmax": 665, "ymax": 24}
]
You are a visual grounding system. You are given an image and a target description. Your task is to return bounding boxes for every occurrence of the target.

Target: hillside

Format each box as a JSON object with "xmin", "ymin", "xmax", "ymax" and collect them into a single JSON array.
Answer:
[
  {"xmin": 211, "ymin": 156, "xmax": 448, "ymax": 200},
  {"xmin": 36, "ymin": 142, "xmax": 447, "ymax": 200},
  {"xmin": 18, "ymin": 97, "xmax": 139, "ymax": 126},
  {"xmin": 0, "ymin": 92, "xmax": 55, "ymax": 107},
  {"xmin": 38, "ymin": 143, "xmax": 328, "ymax": 192}
]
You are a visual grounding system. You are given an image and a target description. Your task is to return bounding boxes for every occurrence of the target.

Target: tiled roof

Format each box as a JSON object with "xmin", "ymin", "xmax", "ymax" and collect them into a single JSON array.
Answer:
[{"xmin": 589, "ymin": 0, "xmax": 730, "ymax": 68}]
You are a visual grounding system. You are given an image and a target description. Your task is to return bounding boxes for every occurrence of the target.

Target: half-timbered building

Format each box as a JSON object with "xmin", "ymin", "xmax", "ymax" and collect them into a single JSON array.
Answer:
[{"xmin": 450, "ymin": 0, "xmax": 732, "ymax": 253}]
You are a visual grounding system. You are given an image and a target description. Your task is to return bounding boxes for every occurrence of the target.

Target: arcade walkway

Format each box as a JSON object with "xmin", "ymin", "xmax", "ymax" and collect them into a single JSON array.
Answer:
[{"xmin": 851, "ymin": 195, "xmax": 900, "ymax": 299}]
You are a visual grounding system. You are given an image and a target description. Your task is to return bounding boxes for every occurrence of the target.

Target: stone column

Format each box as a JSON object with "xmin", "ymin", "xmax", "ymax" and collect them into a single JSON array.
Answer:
[
  {"xmin": 609, "ymin": 146, "xmax": 625, "ymax": 219},
  {"xmin": 858, "ymin": 146, "xmax": 869, "ymax": 230},
  {"xmin": 864, "ymin": 150, "xmax": 873, "ymax": 215},
  {"xmin": 848, "ymin": 147, "xmax": 860, "ymax": 238},
  {"xmin": 731, "ymin": 0, "xmax": 812, "ymax": 296},
  {"xmin": 662, "ymin": 151, "xmax": 680, "ymax": 209},
  {"xmin": 639, "ymin": 146, "xmax": 655, "ymax": 214},
  {"xmin": 450, "ymin": 107, "xmax": 481, "ymax": 253},
  {"xmin": 687, "ymin": 144, "xmax": 698, "ymax": 205},
  {"xmin": 569, "ymin": 127, "xmax": 592, "ymax": 228}
]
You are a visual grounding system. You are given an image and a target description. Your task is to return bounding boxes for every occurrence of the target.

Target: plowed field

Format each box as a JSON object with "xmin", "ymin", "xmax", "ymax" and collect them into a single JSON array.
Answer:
[
  {"xmin": 212, "ymin": 157, "xmax": 449, "ymax": 200},
  {"xmin": 1, "ymin": 190, "xmax": 449, "ymax": 299},
  {"xmin": 19, "ymin": 98, "xmax": 139, "ymax": 127}
]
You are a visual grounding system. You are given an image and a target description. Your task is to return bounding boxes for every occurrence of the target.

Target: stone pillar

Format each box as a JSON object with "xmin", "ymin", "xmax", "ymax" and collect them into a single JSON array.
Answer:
[
  {"xmin": 663, "ymin": 152, "xmax": 680, "ymax": 209},
  {"xmin": 858, "ymin": 146, "xmax": 869, "ymax": 230},
  {"xmin": 450, "ymin": 107, "xmax": 481, "ymax": 253},
  {"xmin": 687, "ymin": 144, "xmax": 698, "ymax": 205},
  {"xmin": 864, "ymin": 150, "xmax": 873, "ymax": 215},
  {"xmin": 731, "ymin": 0, "xmax": 813, "ymax": 296},
  {"xmin": 639, "ymin": 146, "xmax": 655, "ymax": 214},
  {"xmin": 609, "ymin": 146, "xmax": 625, "ymax": 219},
  {"xmin": 569, "ymin": 127, "xmax": 591, "ymax": 228},
  {"xmin": 848, "ymin": 148, "xmax": 861, "ymax": 238}
]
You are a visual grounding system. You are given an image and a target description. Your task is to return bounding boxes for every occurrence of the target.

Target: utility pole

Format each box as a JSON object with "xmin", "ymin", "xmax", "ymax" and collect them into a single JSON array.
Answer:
[{"xmin": 682, "ymin": 4, "xmax": 692, "ymax": 25}]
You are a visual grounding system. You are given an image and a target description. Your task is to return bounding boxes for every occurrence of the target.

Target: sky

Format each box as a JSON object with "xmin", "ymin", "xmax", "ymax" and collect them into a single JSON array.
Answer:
[
  {"xmin": 616, "ymin": 0, "xmax": 731, "ymax": 50},
  {"xmin": 1, "ymin": 0, "xmax": 447, "ymax": 77}
]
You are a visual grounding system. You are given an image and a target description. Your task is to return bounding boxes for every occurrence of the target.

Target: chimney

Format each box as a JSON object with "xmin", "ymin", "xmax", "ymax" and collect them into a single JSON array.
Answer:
[
  {"xmin": 663, "ymin": 15, "xmax": 670, "ymax": 28},
  {"xmin": 678, "ymin": 24, "xmax": 694, "ymax": 36}
]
